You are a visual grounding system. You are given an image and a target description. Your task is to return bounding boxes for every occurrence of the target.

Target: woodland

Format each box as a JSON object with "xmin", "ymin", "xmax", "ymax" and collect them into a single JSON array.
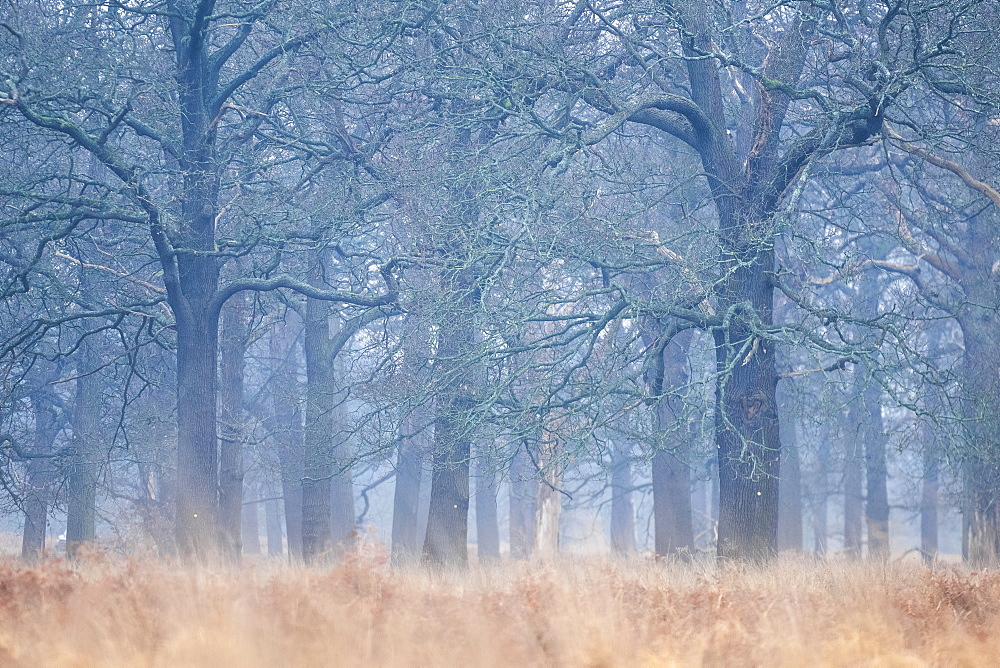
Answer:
[{"xmin": 1, "ymin": 0, "xmax": 1000, "ymax": 576}]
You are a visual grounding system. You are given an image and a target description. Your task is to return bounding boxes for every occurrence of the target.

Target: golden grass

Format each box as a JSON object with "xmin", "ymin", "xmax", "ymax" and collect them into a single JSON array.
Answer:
[{"xmin": 0, "ymin": 550, "xmax": 997, "ymax": 667}]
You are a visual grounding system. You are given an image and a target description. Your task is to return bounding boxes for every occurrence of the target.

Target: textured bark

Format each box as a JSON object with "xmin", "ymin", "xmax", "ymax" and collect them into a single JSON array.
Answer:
[
  {"xmin": 509, "ymin": 442, "xmax": 537, "ymax": 559},
  {"xmin": 302, "ymin": 294, "xmax": 335, "ymax": 562},
  {"xmin": 66, "ymin": 340, "xmax": 100, "ymax": 559},
  {"xmin": 474, "ymin": 454, "xmax": 500, "ymax": 562},
  {"xmin": 218, "ymin": 298, "xmax": 249, "ymax": 562}
]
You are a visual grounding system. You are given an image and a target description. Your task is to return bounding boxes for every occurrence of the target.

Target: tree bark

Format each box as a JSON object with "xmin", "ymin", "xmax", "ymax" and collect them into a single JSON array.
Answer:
[
  {"xmin": 843, "ymin": 406, "xmax": 865, "ymax": 558},
  {"xmin": 921, "ymin": 439, "xmax": 939, "ymax": 563},
  {"xmin": 813, "ymin": 432, "xmax": 830, "ymax": 555},
  {"xmin": 533, "ymin": 429, "xmax": 562, "ymax": 559},
  {"xmin": 242, "ymin": 483, "xmax": 261, "ymax": 556},
  {"xmin": 270, "ymin": 322, "xmax": 305, "ymax": 560},
  {"xmin": 302, "ymin": 293, "xmax": 335, "ymax": 562}
]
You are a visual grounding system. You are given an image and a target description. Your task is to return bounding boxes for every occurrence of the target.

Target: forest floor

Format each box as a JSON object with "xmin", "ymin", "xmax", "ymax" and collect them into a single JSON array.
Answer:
[{"xmin": 0, "ymin": 550, "xmax": 996, "ymax": 666}]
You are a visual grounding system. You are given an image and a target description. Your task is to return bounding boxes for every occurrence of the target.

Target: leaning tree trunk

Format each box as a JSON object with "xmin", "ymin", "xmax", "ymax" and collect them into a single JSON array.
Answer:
[{"xmin": 66, "ymin": 337, "xmax": 99, "ymax": 559}]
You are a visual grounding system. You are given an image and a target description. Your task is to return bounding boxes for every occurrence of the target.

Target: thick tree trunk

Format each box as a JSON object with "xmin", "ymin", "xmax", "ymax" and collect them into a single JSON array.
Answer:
[
  {"xmin": 66, "ymin": 340, "xmax": 99, "ymax": 558},
  {"xmin": 423, "ymin": 268, "xmax": 479, "ymax": 566},
  {"xmin": 509, "ymin": 441, "xmax": 537, "ymax": 559},
  {"xmin": 423, "ymin": 392, "xmax": 473, "ymax": 565},
  {"xmin": 302, "ymin": 295, "xmax": 335, "ymax": 562},
  {"xmin": 475, "ymin": 453, "xmax": 501, "ymax": 562},
  {"xmin": 218, "ymin": 298, "xmax": 248, "ymax": 562},
  {"xmin": 22, "ymin": 389, "xmax": 58, "ymax": 561},
  {"xmin": 610, "ymin": 442, "xmax": 636, "ymax": 554},
  {"xmin": 391, "ymin": 410, "xmax": 427, "ymax": 564}
]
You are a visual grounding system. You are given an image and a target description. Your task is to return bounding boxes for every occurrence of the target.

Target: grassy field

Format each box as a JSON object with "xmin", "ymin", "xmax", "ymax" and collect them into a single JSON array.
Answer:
[{"xmin": 0, "ymin": 551, "xmax": 996, "ymax": 666}]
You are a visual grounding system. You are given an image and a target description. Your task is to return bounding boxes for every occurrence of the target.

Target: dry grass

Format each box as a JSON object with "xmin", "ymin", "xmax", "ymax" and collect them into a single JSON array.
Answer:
[{"xmin": 0, "ymin": 550, "xmax": 997, "ymax": 667}]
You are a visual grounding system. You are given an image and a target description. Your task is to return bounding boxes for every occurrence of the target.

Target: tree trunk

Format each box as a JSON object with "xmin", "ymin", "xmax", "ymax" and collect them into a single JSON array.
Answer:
[
  {"xmin": 843, "ymin": 414, "xmax": 864, "ymax": 558},
  {"xmin": 533, "ymin": 429, "xmax": 562, "ymax": 559},
  {"xmin": 391, "ymin": 409, "xmax": 427, "ymax": 564},
  {"xmin": 862, "ymin": 378, "xmax": 890, "ymax": 561},
  {"xmin": 651, "ymin": 330, "xmax": 695, "ymax": 556},
  {"xmin": 302, "ymin": 293, "xmax": 335, "ymax": 562},
  {"xmin": 509, "ymin": 441, "xmax": 537, "ymax": 559},
  {"xmin": 610, "ymin": 442, "xmax": 636, "ymax": 554},
  {"xmin": 66, "ymin": 338, "xmax": 99, "ymax": 559},
  {"xmin": 921, "ymin": 440, "xmax": 939, "ymax": 563},
  {"xmin": 265, "ymin": 488, "xmax": 284, "ymax": 557},
  {"xmin": 242, "ymin": 484, "xmax": 261, "ymax": 556},
  {"xmin": 813, "ymin": 433, "xmax": 830, "ymax": 555},
  {"xmin": 269, "ymin": 319, "xmax": 304, "ymax": 560},
  {"xmin": 776, "ymin": 404, "xmax": 803, "ymax": 553},
  {"xmin": 475, "ymin": 452, "xmax": 501, "ymax": 562},
  {"xmin": 218, "ymin": 297, "xmax": 248, "ymax": 562},
  {"xmin": 22, "ymin": 389, "xmax": 58, "ymax": 561}
]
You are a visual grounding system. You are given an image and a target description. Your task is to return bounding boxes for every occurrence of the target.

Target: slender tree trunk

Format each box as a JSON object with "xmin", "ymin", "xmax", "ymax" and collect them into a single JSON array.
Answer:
[
  {"xmin": 270, "ymin": 320, "xmax": 304, "ymax": 560},
  {"xmin": 22, "ymin": 389, "xmax": 58, "ymax": 561},
  {"xmin": 533, "ymin": 429, "xmax": 562, "ymax": 559},
  {"xmin": 242, "ymin": 483, "xmax": 261, "ymax": 556},
  {"xmin": 66, "ymin": 339, "xmax": 99, "ymax": 558},
  {"xmin": 218, "ymin": 297, "xmax": 248, "ymax": 562},
  {"xmin": 843, "ymin": 426, "xmax": 864, "ymax": 558},
  {"xmin": 610, "ymin": 441, "xmax": 636, "ymax": 554},
  {"xmin": 265, "ymin": 488, "xmax": 284, "ymax": 557},
  {"xmin": 509, "ymin": 441, "xmax": 537, "ymax": 559},
  {"xmin": 813, "ymin": 433, "xmax": 830, "ymax": 555},
  {"xmin": 776, "ymin": 406, "xmax": 803, "ymax": 553},
  {"xmin": 863, "ymin": 378, "xmax": 890, "ymax": 561},
  {"xmin": 921, "ymin": 440, "xmax": 939, "ymax": 563},
  {"xmin": 651, "ymin": 330, "xmax": 695, "ymax": 555},
  {"xmin": 475, "ymin": 453, "xmax": 501, "ymax": 562},
  {"xmin": 391, "ymin": 409, "xmax": 427, "ymax": 564}
]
